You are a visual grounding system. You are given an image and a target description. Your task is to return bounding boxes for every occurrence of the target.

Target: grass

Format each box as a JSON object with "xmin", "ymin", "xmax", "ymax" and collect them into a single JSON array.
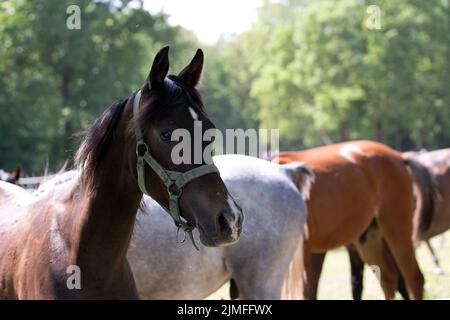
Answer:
[{"xmin": 207, "ymin": 231, "xmax": 450, "ymax": 300}]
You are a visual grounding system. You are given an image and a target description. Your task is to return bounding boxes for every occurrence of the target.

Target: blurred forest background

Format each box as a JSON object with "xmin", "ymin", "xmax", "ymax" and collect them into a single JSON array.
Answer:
[{"xmin": 0, "ymin": 0, "xmax": 449, "ymax": 174}]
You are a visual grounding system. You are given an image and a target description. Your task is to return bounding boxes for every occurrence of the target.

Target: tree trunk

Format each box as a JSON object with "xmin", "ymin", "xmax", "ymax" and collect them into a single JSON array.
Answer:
[{"xmin": 61, "ymin": 74, "xmax": 74, "ymax": 168}]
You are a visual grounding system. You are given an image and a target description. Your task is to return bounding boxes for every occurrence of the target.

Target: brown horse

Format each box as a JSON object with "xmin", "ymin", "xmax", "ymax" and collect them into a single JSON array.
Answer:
[
  {"xmin": 0, "ymin": 47, "xmax": 243, "ymax": 299},
  {"xmin": 273, "ymin": 140, "xmax": 425, "ymax": 299},
  {"xmin": 340, "ymin": 148, "xmax": 450, "ymax": 299},
  {"xmin": 0, "ymin": 167, "xmax": 21, "ymax": 184}
]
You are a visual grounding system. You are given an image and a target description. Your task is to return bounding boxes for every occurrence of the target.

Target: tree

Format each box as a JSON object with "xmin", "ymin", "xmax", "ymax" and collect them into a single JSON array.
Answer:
[
  {"xmin": 246, "ymin": 0, "xmax": 450, "ymax": 150},
  {"xmin": 0, "ymin": 0, "xmax": 195, "ymax": 172}
]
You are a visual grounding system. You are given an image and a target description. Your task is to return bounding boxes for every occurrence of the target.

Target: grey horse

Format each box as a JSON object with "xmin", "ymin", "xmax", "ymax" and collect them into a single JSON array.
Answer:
[{"xmin": 127, "ymin": 154, "xmax": 313, "ymax": 299}]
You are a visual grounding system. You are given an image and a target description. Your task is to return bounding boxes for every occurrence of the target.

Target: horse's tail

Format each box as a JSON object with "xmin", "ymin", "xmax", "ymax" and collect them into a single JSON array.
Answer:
[
  {"xmin": 403, "ymin": 154, "xmax": 439, "ymax": 240},
  {"xmin": 281, "ymin": 234, "xmax": 304, "ymax": 299},
  {"xmin": 280, "ymin": 162, "xmax": 315, "ymax": 200},
  {"xmin": 279, "ymin": 162, "xmax": 313, "ymax": 300}
]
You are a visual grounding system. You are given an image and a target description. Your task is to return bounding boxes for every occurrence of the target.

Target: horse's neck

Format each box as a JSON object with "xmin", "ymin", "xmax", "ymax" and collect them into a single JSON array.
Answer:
[
  {"xmin": 73, "ymin": 119, "xmax": 141, "ymax": 279},
  {"xmin": 76, "ymin": 176, "xmax": 140, "ymax": 264}
]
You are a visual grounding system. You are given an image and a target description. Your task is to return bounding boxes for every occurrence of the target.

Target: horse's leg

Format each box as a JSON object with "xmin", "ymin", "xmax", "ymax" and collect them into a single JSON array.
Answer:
[
  {"xmin": 353, "ymin": 228, "xmax": 398, "ymax": 300},
  {"xmin": 229, "ymin": 278, "xmax": 239, "ymax": 300},
  {"xmin": 425, "ymin": 240, "xmax": 443, "ymax": 275},
  {"xmin": 397, "ymin": 272, "xmax": 409, "ymax": 299},
  {"xmin": 306, "ymin": 252, "xmax": 326, "ymax": 300},
  {"xmin": 372, "ymin": 241, "xmax": 410, "ymax": 299},
  {"xmin": 229, "ymin": 250, "xmax": 293, "ymax": 299},
  {"xmin": 376, "ymin": 210, "xmax": 424, "ymax": 299},
  {"xmin": 301, "ymin": 238, "xmax": 326, "ymax": 300},
  {"xmin": 347, "ymin": 245, "xmax": 364, "ymax": 300},
  {"xmin": 231, "ymin": 271, "xmax": 285, "ymax": 299}
]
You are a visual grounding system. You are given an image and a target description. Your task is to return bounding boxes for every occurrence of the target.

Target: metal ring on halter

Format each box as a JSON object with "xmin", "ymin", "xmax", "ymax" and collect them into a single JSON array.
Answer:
[
  {"xmin": 168, "ymin": 183, "xmax": 182, "ymax": 197},
  {"xmin": 136, "ymin": 141, "xmax": 149, "ymax": 157},
  {"xmin": 176, "ymin": 226, "xmax": 188, "ymax": 243}
]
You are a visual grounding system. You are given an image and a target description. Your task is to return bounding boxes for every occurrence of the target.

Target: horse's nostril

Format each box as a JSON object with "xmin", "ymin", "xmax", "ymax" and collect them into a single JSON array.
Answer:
[
  {"xmin": 218, "ymin": 211, "xmax": 231, "ymax": 232},
  {"xmin": 237, "ymin": 212, "xmax": 243, "ymax": 227}
]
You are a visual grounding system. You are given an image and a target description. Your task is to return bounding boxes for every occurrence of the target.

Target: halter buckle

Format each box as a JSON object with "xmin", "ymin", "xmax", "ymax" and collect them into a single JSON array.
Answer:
[{"xmin": 136, "ymin": 141, "xmax": 149, "ymax": 158}]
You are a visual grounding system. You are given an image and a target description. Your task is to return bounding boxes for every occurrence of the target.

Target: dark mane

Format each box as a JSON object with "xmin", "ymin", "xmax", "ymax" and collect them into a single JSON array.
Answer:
[{"xmin": 75, "ymin": 95, "xmax": 131, "ymax": 189}]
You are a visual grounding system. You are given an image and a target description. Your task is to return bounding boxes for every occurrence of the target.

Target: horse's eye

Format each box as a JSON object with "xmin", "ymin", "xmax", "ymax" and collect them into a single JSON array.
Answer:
[{"xmin": 160, "ymin": 131, "xmax": 172, "ymax": 142}]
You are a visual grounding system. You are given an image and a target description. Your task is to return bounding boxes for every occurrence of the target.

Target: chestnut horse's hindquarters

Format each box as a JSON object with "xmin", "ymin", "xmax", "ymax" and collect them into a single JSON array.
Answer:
[
  {"xmin": 366, "ymin": 154, "xmax": 424, "ymax": 299},
  {"xmin": 345, "ymin": 155, "xmax": 441, "ymax": 299},
  {"xmin": 273, "ymin": 140, "xmax": 425, "ymax": 300}
]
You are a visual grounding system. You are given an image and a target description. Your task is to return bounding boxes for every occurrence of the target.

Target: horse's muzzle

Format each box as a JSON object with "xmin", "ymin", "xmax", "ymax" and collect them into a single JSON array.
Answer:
[{"xmin": 199, "ymin": 204, "xmax": 243, "ymax": 247}]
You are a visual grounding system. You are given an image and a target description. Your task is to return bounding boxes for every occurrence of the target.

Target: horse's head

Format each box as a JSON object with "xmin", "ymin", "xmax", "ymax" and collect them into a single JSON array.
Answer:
[
  {"xmin": 132, "ymin": 47, "xmax": 243, "ymax": 247},
  {"xmin": 0, "ymin": 167, "xmax": 21, "ymax": 184}
]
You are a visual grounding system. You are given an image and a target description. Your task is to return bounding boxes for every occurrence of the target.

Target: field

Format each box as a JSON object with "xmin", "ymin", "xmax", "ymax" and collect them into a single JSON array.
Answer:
[{"xmin": 207, "ymin": 231, "xmax": 450, "ymax": 300}]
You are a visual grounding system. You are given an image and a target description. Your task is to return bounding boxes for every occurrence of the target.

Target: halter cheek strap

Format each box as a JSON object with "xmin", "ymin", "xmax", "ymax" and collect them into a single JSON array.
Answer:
[{"xmin": 133, "ymin": 90, "xmax": 220, "ymax": 250}]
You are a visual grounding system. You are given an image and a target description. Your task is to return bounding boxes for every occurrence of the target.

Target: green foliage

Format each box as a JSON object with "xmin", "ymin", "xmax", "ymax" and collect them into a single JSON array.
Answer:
[
  {"xmin": 0, "ymin": 0, "xmax": 449, "ymax": 173},
  {"xmin": 201, "ymin": 41, "xmax": 259, "ymax": 132},
  {"xmin": 248, "ymin": 0, "xmax": 450, "ymax": 150},
  {"xmin": 0, "ymin": 0, "xmax": 196, "ymax": 172}
]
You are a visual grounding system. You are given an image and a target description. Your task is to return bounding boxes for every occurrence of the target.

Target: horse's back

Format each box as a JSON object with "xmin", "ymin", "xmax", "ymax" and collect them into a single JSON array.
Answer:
[
  {"xmin": 0, "ymin": 181, "xmax": 34, "ymax": 222},
  {"xmin": 412, "ymin": 148, "xmax": 450, "ymax": 172},
  {"xmin": 0, "ymin": 181, "xmax": 32, "ymax": 201},
  {"xmin": 213, "ymin": 154, "xmax": 298, "ymax": 186},
  {"xmin": 276, "ymin": 140, "xmax": 400, "ymax": 164}
]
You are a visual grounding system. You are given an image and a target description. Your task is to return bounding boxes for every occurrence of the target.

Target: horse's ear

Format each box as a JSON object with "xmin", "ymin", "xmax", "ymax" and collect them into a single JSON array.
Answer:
[
  {"xmin": 147, "ymin": 46, "xmax": 170, "ymax": 90},
  {"xmin": 11, "ymin": 166, "xmax": 21, "ymax": 183},
  {"xmin": 178, "ymin": 49, "xmax": 204, "ymax": 87}
]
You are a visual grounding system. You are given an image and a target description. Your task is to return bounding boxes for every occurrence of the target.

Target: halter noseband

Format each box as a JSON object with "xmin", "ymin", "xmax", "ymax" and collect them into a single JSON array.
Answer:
[{"xmin": 133, "ymin": 90, "xmax": 219, "ymax": 250}]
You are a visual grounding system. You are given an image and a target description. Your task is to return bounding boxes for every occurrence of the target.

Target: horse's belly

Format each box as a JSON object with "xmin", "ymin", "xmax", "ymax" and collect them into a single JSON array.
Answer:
[
  {"xmin": 306, "ymin": 171, "xmax": 378, "ymax": 252},
  {"xmin": 308, "ymin": 214, "xmax": 375, "ymax": 252},
  {"xmin": 134, "ymin": 262, "xmax": 228, "ymax": 299}
]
